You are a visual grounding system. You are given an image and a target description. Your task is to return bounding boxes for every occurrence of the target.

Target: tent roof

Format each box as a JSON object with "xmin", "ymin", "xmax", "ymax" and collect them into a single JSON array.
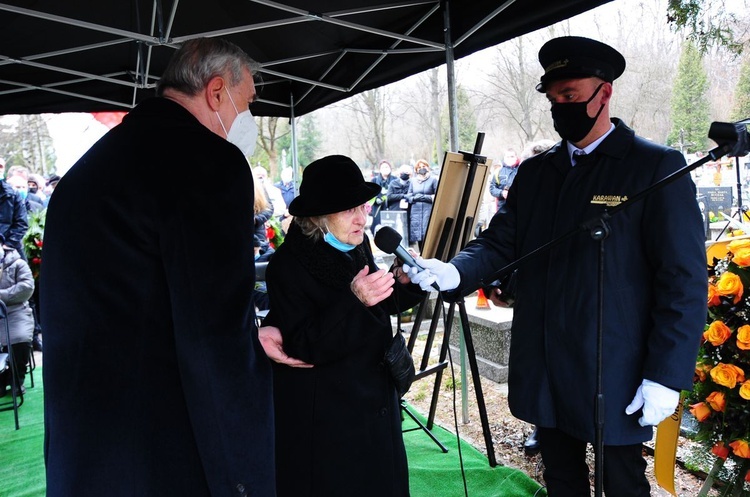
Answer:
[{"xmin": 0, "ymin": 0, "xmax": 610, "ymax": 118}]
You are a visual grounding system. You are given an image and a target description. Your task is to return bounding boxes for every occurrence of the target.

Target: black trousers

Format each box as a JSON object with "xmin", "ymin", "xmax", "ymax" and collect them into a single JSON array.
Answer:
[{"xmin": 537, "ymin": 427, "xmax": 650, "ymax": 497}]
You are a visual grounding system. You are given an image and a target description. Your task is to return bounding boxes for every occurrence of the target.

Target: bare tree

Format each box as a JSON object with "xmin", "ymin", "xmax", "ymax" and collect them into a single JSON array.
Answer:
[
  {"xmin": 341, "ymin": 88, "xmax": 389, "ymax": 167},
  {"xmin": 395, "ymin": 68, "xmax": 445, "ymax": 164},
  {"xmin": 255, "ymin": 116, "xmax": 290, "ymax": 179}
]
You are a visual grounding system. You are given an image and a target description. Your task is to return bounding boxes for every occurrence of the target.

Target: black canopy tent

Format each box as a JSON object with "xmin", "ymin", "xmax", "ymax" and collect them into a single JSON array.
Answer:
[{"xmin": 0, "ymin": 0, "xmax": 610, "ymax": 120}]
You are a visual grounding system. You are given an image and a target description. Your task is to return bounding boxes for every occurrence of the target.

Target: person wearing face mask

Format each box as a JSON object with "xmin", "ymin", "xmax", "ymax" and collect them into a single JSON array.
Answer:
[
  {"xmin": 40, "ymin": 38, "xmax": 308, "ymax": 497},
  {"xmin": 263, "ymin": 155, "xmax": 425, "ymax": 497},
  {"xmin": 489, "ymin": 148, "xmax": 520, "ymax": 212},
  {"xmin": 401, "ymin": 36, "xmax": 706, "ymax": 497},
  {"xmin": 27, "ymin": 173, "xmax": 48, "ymax": 206},
  {"xmin": 406, "ymin": 158, "xmax": 438, "ymax": 250},
  {"xmin": 7, "ymin": 174, "xmax": 43, "ymax": 214}
]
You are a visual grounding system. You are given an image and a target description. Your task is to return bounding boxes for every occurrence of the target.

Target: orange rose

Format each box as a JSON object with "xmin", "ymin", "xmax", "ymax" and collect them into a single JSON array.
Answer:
[
  {"xmin": 729, "ymin": 239, "xmax": 750, "ymax": 252},
  {"xmin": 738, "ymin": 325, "xmax": 750, "ymax": 350},
  {"xmin": 695, "ymin": 364, "xmax": 709, "ymax": 382},
  {"xmin": 733, "ymin": 247, "xmax": 750, "ymax": 267},
  {"xmin": 706, "ymin": 391, "xmax": 726, "ymax": 412},
  {"xmin": 716, "ymin": 272, "xmax": 744, "ymax": 304},
  {"xmin": 730, "ymin": 440, "xmax": 750, "ymax": 458},
  {"xmin": 704, "ymin": 321, "xmax": 732, "ymax": 346},
  {"xmin": 708, "ymin": 284, "xmax": 721, "ymax": 306},
  {"xmin": 710, "ymin": 363, "xmax": 746, "ymax": 389},
  {"xmin": 689, "ymin": 402, "xmax": 711, "ymax": 422},
  {"xmin": 740, "ymin": 381, "xmax": 750, "ymax": 400},
  {"xmin": 712, "ymin": 441, "xmax": 730, "ymax": 460}
]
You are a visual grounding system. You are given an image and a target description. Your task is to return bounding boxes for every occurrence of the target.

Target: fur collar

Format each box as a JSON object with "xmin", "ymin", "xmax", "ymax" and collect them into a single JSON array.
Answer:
[{"xmin": 284, "ymin": 222, "xmax": 375, "ymax": 290}]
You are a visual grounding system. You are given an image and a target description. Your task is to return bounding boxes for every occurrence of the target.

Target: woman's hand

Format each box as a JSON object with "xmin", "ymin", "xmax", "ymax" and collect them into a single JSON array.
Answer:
[
  {"xmin": 392, "ymin": 264, "xmax": 412, "ymax": 286},
  {"xmin": 351, "ymin": 266, "xmax": 395, "ymax": 306},
  {"xmin": 258, "ymin": 326, "xmax": 313, "ymax": 368}
]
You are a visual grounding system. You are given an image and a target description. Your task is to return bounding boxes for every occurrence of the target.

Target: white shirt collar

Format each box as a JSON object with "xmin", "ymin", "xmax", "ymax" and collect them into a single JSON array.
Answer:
[{"xmin": 567, "ymin": 122, "xmax": 616, "ymax": 165}]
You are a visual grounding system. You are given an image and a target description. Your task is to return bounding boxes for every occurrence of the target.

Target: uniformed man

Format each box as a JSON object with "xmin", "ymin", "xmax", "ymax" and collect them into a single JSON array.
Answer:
[{"xmin": 404, "ymin": 36, "xmax": 707, "ymax": 496}]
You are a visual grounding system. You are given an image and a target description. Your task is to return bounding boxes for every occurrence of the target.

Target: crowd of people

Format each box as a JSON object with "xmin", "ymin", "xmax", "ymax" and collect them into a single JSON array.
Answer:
[
  {"xmin": 0, "ymin": 160, "xmax": 58, "ymax": 400},
  {"xmin": 33, "ymin": 33, "xmax": 709, "ymax": 497}
]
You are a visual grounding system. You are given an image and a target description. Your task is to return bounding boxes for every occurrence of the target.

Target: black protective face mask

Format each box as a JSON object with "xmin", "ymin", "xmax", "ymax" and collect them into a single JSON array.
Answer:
[
  {"xmin": 399, "ymin": 173, "xmax": 410, "ymax": 180},
  {"xmin": 550, "ymin": 83, "xmax": 605, "ymax": 143}
]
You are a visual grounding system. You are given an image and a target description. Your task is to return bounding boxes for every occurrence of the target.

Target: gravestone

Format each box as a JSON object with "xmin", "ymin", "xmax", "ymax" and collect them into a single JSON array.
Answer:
[
  {"xmin": 698, "ymin": 186, "xmax": 733, "ymax": 238},
  {"xmin": 379, "ymin": 210, "xmax": 409, "ymax": 248}
]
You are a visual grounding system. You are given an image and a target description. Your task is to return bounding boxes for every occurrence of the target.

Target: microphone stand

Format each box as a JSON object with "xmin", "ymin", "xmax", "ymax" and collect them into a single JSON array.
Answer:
[{"xmin": 480, "ymin": 141, "xmax": 734, "ymax": 497}]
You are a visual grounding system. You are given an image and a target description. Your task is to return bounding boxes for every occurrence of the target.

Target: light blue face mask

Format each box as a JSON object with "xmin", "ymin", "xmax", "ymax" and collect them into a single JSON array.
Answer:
[{"xmin": 324, "ymin": 231, "xmax": 357, "ymax": 252}]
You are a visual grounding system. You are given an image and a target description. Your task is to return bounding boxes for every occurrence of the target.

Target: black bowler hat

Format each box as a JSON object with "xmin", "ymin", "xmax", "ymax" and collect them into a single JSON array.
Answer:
[
  {"xmin": 288, "ymin": 155, "xmax": 381, "ymax": 217},
  {"xmin": 536, "ymin": 36, "xmax": 625, "ymax": 92}
]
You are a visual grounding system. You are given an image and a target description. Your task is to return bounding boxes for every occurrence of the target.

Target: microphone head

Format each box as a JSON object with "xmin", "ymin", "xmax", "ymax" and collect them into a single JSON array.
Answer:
[{"xmin": 374, "ymin": 226, "xmax": 402, "ymax": 253}]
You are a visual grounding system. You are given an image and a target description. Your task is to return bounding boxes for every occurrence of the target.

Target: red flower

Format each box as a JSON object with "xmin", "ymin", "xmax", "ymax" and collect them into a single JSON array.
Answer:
[{"xmin": 712, "ymin": 441, "xmax": 730, "ymax": 460}]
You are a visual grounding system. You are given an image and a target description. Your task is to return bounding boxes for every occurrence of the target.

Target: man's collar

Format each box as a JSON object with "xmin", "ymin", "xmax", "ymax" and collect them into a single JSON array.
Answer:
[{"xmin": 567, "ymin": 122, "xmax": 616, "ymax": 163}]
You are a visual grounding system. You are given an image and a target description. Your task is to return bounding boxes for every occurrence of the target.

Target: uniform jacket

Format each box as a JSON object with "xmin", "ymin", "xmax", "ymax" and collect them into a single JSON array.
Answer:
[
  {"xmin": 407, "ymin": 174, "xmax": 438, "ymax": 244},
  {"xmin": 264, "ymin": 222, "xmax": 424, "ymax": 496},
  {"xmin": 449, "ymin": 119, "xmax": 707, "ymax": 445},
  {"xmin": 41, "ymin": 98, "xmax": 275, "ymax": 497},
  {"xmin": 0, "ymin": 247, "xmax": 34, "ymax": 346}
]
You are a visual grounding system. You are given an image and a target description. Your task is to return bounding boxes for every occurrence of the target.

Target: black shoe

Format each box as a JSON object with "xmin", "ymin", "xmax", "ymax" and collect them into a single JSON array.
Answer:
[
  {"xmin": 32, "ymin": 335, "xmax": 43, "ymax": 352},
  {"xmin": 524, "ymin": 427, "xmax": 540, "ymax": 455}
]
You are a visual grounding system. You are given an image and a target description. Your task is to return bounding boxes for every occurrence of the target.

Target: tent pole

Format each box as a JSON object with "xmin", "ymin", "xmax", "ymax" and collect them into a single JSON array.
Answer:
[
  {"xmin": 290, "ymin": 93, "xmax": 300, "ymax": 194},
  {"xmin": 442, "ymin": 0, "xmax": 459, "ymax": 153}
]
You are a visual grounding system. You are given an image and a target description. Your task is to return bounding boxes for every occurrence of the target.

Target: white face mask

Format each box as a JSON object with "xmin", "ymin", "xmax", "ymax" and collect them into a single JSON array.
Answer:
[{"xmin": 216, "ymin": 88, "xmax": 258, "ymax": 157}]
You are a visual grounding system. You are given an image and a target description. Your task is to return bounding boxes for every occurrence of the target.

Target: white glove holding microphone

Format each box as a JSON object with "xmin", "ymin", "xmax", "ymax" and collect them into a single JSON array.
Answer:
[
  {"xmin": 625, "ymin": 379, "xmax": 679, "ymax": 427},
  {"xmin": 403, "ymin": 257, "xmax": 461, "ymax": 292}
]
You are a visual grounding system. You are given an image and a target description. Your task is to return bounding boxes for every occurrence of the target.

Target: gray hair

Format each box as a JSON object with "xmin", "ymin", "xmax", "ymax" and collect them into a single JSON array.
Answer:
[
  {"xmin": 294, "ymin": 216, "xmax": 328, "ymax": 242},
  {"xmin": 157, "ymin": 38, "xmax": 258, "ymax": 96}
]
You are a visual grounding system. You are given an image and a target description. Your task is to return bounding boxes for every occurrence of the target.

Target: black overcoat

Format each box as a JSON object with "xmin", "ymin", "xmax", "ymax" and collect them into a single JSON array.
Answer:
[
  {"xmin": 450, "ymin": 119, "xmax": 707, "ymax": 445},
  {"xmin": 264, "ymin": 223, "xmax": 423, "ymax": 496},
  {"xmin": 41, "ymin": 98, "xmax": 275, "ymax": 496},
  {"xmin": 407, "ymin": 175, "xmax": 437, "ymax": 244}
]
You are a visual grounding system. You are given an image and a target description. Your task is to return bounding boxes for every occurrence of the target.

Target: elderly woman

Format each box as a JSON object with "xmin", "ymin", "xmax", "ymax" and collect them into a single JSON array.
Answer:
[{"xmin": 264, "ymin": 155, "xmax": 424, "ymax": 497}]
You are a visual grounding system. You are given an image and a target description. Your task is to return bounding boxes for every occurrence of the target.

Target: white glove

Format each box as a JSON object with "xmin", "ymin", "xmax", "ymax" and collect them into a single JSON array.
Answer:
[
  {"xmin": 625, "ymin": 379, "xmax": 679, "ymax": 427},
  {"xmin": 402, "ymin": 257, "xmax": 460, "ymax": 292}
]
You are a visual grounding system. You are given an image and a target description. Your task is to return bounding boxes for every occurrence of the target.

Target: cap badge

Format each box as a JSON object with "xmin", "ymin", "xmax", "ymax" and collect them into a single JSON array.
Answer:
[{"xmin": 544, "ymin": 58, "xmax": 569, "ymax": 74}]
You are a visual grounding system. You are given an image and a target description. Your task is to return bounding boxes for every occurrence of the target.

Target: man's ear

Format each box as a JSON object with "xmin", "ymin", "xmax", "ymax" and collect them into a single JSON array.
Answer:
[
  {"xmin": 206, "ymin": 76, "xmax": 226, "ymax": 112},
  {"xmin": 600, "ymin": 82, "xmax": 613, "ymax": 105}
]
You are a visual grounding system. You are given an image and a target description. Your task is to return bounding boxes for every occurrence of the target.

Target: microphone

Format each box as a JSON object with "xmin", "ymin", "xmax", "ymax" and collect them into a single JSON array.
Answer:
[{"xmin": 374, "ymin": 226, "xmax": 440, "ymax": 291}]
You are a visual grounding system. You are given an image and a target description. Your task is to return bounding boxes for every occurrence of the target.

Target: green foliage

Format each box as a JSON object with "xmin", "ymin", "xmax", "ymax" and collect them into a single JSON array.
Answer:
[
  {"xmin": 731, "ymin": 57, "xmax": 750, "ymax": 122},
  {"xmin": 666, "ymin": 0, "xmax": 744, "ymax": 54},
  {"xmin": 667, "ymin": 41, "xmax": 711, "ymax": 153},
  {"xmin": 441, "ymin": 85, "xmax": 478, "ymax": 155},
  {"xmin": 0, "ymin": 115, "xmax": 57, "ymax": 175},
  {"xmin": 22, "ymin": 208, "xmax": 46, "ymax": 283},
  {"xmin": 296, "ymin": 114, "xmax": 322, "ymax": 167},
  {"xmin": 267, "ymin": 216, "xmax": 285, "ymax": 248},
  {"xmin": 444, "ymin": 376, "xmax": 461, "ymax": 391}
]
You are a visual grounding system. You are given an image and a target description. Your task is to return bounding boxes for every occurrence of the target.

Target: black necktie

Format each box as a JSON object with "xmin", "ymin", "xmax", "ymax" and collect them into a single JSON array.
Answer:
[
  {"xmin": 573, "ymin": 150, "xmax": 596, "ymax": 166},
  {"xmin": 572, "ymin": 149, "xmax": 586, "ymax": 166}
]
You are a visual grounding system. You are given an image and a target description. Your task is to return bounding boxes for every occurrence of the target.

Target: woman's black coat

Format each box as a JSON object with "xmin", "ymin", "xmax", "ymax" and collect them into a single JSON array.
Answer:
[
  {"xmin": 406, "ymin": 175, "xmax": 438, "ymax": 244},
  {"xmin": 264, "ymin": 222, "xmax": 424, "ymax": 496}
]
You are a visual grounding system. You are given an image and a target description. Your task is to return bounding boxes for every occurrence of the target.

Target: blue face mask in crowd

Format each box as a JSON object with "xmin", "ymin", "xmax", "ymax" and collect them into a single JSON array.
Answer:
[
  {"xmin": 16, "ymin": 189, "xmax": 27, "ymax": 200},
  {"xmin": 324, "ymin": 231, "xmax": 357, "ymax": 252}
]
